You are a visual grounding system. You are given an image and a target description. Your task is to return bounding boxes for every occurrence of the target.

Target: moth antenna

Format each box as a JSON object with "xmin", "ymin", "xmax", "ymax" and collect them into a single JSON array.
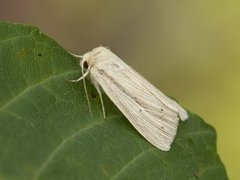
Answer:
[
  {"xmin": 68, "ymin": 51, "xmax": 83, "ymax": 59},
  {"xmin": 68, "ymin": 70, "xmax": 89, "ymax": 83}
]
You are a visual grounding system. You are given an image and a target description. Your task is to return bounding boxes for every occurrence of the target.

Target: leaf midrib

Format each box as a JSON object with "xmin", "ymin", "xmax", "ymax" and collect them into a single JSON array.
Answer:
[
  {"xmin": 33, "ymin": 115, "xmax": 121, "ymax": 180},
  {"xmin": 32, "ymin": 122, "xmax": 103, "ymax": 179},
  {"xmin": 0, "ymin": 69, "xmax": 79, "ymax": 112},
  {"xmin": 110, "ymin": 147, "xmax": 153, "ymax": 180}
]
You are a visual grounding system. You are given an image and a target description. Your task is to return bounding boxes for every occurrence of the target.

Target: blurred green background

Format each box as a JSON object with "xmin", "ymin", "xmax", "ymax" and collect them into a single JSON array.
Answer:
[{"xmin": 1, "ymin": 0, "xmax": 239, "ymax": 179}]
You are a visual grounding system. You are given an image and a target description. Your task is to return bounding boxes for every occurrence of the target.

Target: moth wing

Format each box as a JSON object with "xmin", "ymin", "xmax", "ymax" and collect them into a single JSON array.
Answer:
[{"xmin": 90, "ymin": 58, "xmax": 188, "ymax": 151}]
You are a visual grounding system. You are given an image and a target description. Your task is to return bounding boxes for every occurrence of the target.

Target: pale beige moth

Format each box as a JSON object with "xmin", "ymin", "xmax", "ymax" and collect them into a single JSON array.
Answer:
[{"xmin": 69, "ymin": 46, "xmax": 188, "ymax": 151}]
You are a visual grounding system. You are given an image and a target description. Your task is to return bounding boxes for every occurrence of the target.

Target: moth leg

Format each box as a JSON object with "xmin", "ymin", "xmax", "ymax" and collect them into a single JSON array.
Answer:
[
  {"xmin": 67, "ymin": 60, "xmax": 92, "ymax": 117},
  {"xmin": 67, "ymin": 76, "xmax": 84, "ymax": 83},
  {"xmin": 67, "ymin": 69, "xmax": 90, "ymax": 83},
  {"xmin": 94, "ymin": 84, "xmax": 106, "ymax": 119}
]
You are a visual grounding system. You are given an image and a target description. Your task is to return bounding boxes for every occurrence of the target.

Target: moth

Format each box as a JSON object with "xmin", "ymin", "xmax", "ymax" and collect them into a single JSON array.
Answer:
[{"xmin": 69, "ymin": 46, "xmax": 188, "ymax": 151}]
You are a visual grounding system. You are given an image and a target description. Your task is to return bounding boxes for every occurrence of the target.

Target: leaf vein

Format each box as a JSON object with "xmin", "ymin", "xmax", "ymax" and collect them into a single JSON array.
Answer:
[
  {"xmin": 110, "ymin": 148, "xmax": 153, "ymax": 180},
  {"xmin": 0, "ymin": 69, "xmax": 79, "ymax": 112},
  {"xmin": 0, "ymin": 33, "xmax": 34, "ymax": 43},
  {"xmin": 33, "ymin": 121, "xmax": 103, "ymax": 180},
  {"xmin": 33, "ymin": 115, "xmax": 120, "ymax": 179}
]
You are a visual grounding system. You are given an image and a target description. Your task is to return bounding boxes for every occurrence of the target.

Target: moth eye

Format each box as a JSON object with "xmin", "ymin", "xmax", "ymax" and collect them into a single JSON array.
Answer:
[{"xmin": 83, "ymin": 61, "xmax": 89, "ymax": 69}]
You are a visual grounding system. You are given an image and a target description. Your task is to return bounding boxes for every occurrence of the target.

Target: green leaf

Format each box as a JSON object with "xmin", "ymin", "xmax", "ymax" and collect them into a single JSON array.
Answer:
[{"xmin": 0, "ymin": 21, "xmax": 227, "ymax": 180}]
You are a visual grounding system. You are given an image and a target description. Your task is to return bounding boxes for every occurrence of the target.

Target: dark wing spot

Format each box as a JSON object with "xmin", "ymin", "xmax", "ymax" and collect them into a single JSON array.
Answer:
[
  {"xmin": 108, "ymin": 63, "xmax": 121, "ymax": 71},
  {"xmin": 98, "ymin": 69, "xmax": 104, "ymax": 75}
]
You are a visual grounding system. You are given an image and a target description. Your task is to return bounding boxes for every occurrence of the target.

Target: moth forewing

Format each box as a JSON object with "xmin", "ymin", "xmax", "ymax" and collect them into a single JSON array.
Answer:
[{"xmin": 70, "ymin": 46, "xmax": 188, "ymax": 151}]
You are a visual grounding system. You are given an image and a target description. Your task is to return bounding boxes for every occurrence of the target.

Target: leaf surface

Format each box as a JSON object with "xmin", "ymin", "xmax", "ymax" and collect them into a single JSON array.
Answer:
[{"xmin": 0, "ymin": 22, "xmax": 227, "ymax": 180}]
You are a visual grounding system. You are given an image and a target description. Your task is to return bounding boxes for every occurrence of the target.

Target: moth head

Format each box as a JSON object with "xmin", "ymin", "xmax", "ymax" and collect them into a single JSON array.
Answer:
[
  {"xmin": 81, "ymin": 48, "xmax": 98, "ymax": 70},
  {"xmin": 79, "ymin": 51, "xmax": 91, "ymax": 72},
  {"xmin": 81, "ymin": 46, "xmax": 110, "ymax": 69}
]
